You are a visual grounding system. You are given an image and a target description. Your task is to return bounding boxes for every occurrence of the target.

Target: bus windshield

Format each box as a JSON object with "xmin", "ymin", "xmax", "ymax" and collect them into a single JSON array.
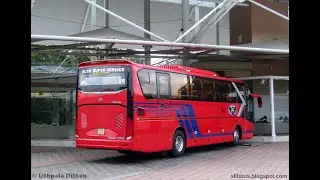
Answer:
[{"xmin": 78, "ymin": 66, "xmax": 128, "ymax": 92}]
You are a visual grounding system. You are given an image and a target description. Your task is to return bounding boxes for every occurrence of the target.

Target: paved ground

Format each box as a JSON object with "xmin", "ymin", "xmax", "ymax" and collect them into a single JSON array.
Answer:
[{"xmin": 31, "ymin": 142, "xmax": 289, "ymax": 180}]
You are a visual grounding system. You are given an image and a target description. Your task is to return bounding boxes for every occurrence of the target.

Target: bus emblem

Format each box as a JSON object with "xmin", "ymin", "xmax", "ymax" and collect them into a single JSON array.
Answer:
[
  {"xmin": 228, "ymin": 104, "xmax": 237, "ymax": 116},
  {"xmin": 98, "ymin": 98, "xmax": 103, "ymax": 102}
]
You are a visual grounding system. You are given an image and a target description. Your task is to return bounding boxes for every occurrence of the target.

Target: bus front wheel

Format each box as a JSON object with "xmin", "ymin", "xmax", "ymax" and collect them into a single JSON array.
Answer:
[
  {"xmin": 169, "ymin": 130, "xmax": 186, "ymax": 157},
  {"xmin": 233, "ymin": 127, "xmax": 241, "ymax": 145}
]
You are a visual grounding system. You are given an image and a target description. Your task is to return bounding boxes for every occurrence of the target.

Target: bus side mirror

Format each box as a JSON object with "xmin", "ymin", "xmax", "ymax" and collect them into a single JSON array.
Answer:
[
  {"xmin": 250, "ymin": 94, "xmax": 263, "ymax": 108},
  {"xmin": 257, "ymin": 97, "xmax": 263, "ymax": 108}
]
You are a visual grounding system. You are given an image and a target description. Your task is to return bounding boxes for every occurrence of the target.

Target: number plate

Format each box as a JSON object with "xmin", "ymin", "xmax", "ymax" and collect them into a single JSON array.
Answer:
[{"xmin": 97, "ymin": 129, "xmax": 105, "ymax": 135}]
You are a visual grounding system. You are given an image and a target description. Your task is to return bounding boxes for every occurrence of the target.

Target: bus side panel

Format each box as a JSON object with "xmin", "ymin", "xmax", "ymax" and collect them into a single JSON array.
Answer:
[
  {"xmin": 134, "ymin": 118, "xmax": 158, "ymax": 152},
  {"xmin": 166, "ymin": 100, "xmax": 227, "ymax": 148},
  {"xmin": 132, "ymin": 102, "xmax": 182, "ymax": 151},
  {"xmin": 188, "ymin": 102, "xmax": 250, "ymax": 145},
  {"xmin": 131, "ymin": 67, "xmax": 183, "ymax": 152},
  {"xmin": 130, "ymin": 68, "xmax": 160, "ymax": 152},
  {"xmin": 198, "ymin": 101, "xmax": 227, "ymax": 145},
  {"xmin": 218, "ymin": 103, "xmax": 241, "ymax": 142},
  {"xmin": 239, "ymin": 119, "xmax": 254, "ymax": 140},
  {"xmin": 218, "ymin": 102, "xmax": 254, "ymax": 142},
  {"xmin": 155, "ymin": 101, "xmax": 181, "ymax": 152},
  {"xmin": 190, "ymin": 101, "xmax": 225, "ymax": 147},
  {"xmin": 133, "ymin": 102, "xmax": 181, "ymax": 152}
]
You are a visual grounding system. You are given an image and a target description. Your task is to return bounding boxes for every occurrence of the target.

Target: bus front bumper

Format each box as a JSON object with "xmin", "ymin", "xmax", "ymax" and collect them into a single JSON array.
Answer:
[{"xmin": 76, "ymin": 138, "xmax": 133, "ymax": 150}]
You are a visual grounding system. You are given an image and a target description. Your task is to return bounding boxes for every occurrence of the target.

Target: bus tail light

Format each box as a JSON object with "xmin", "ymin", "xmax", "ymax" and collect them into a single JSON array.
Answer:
[{"xmin": 126, "ymin": 117, "xmax": 134, "ymax": 140}]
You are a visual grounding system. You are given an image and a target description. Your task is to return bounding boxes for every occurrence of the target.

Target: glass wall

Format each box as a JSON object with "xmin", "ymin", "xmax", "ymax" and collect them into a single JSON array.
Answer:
[
  {"xmin": 244, "ymin": 79, "xmax": 289, "ymax": 136},
  {"xmin": 31, "ymin": 88, "xmax": 75, "ymax": 127}
]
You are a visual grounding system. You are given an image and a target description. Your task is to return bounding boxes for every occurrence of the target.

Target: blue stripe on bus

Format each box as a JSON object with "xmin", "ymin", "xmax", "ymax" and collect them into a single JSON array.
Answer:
[
  {"xmin": 176, "ymin": 110, "xmax": 185, "ymax": 129},
  {"xmin": 183, "ymin": 104, "xmax": 204, "ymax": 137},
  {"xmin": 177, "ymin": 109, "xmax": 193, "ymax": 138},
  {"xmin": 179, "ymin": 107, "xmax": 194, "ymax": 138}
]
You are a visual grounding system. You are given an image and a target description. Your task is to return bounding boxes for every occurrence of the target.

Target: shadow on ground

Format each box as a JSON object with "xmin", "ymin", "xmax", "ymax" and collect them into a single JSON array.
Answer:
[{"xmin": 89, "ymin": 142, "xmax": 244, "ymax": 165}]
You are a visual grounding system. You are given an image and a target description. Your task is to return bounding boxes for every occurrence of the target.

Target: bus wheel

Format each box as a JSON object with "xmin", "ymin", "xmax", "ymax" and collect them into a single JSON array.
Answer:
[
  {"xmin": 233, "ymin": 127, "xmax": 241, "ymax": 145},
  {"xmin": 169, "ymin": 130, "xmax": 186, "ymax": 157}
]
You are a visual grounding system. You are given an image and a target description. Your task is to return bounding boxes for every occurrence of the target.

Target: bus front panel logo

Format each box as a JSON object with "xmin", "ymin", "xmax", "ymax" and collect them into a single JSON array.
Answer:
[{"xmin": 228, "ymin": 104, "xmax": 237, "ymax": 116}]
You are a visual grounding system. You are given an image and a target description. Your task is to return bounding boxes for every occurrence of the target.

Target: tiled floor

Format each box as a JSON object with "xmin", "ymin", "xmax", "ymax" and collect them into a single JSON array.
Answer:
[{"xmin": 31, "ymin": 142, "xmax": 289, "ymax": 180}]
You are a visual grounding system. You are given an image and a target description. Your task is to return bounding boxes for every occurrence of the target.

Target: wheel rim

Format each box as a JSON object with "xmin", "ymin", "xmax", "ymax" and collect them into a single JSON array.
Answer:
[
  {"xmin": 234, "ymin": 130, "xmax": 240, "ymax": 143},
  {"xmin": 175, "ymin": 136, "xmax": 184, "ymax": 152}
]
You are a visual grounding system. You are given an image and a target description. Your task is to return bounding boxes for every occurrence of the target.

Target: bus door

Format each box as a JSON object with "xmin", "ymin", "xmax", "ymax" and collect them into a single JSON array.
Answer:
[
  {"xmin": 245, "ymin": 87, "xmax": 263, "ymax": 122},
  {"xmin": 245, "ymin": 88, "xmax": 255, "ymax": 122},
  {"xmin": 156, "ymin": 72, "xmax": 171, "ymax": 149}
]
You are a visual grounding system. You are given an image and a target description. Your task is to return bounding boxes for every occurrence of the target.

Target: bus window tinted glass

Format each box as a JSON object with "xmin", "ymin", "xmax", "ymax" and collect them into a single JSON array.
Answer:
[
  {"xmin": 190, "ymin": 76, "xmax": 203, "ymax": 101},
  {"xmin": 215, "ymin": 80, "xmax": 231, "ymax": 102},
  {"xmin": 138, "ymin": 69, "xmax": 157, "ymax": 99},
  {"xmin": 78, "ymin": 66, "xmax": 127, "ymax": 92},
  {"xmin": 157, "ymin": 73, "xmax": 170, "ymax": 99},
  {"xmin": 229, "ymin": 83, "xmax": 240, "ymax": 103},
  {"xmin": 202, "ymin": 78, "xmax": 215, "ymax": 102},
  {"xmin": 236, "ymin": 83, "xmax": 245, "ymax": 102},
  {"xmin": 171, "ymin": 73, "xmax": 190, "ymax": 100}
]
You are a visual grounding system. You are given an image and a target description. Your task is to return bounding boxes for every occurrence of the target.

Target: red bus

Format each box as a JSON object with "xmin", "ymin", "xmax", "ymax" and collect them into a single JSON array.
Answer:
[{"xmin": 75, "ymin": 60, "xmax": 262, "ymax": 157}]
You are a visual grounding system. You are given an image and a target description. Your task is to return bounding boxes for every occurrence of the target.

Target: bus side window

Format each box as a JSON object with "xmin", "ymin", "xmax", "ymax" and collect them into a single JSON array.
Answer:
[
  {"xmin": 171, "ymin": 73, "xmax": 190, "ymax": 100},
  {"xmin": 202, "ymin": 77, "xmax": 215, "ymax": 102},
  {"xmin": 138, "ymin": 69, "xmax": 157, "ymax": 99},
  {"xmin": 236, "ymin": 83, "xmax": 245, "ymax": 103},
  {"xmin": 214, "ymin": 80, "xmax": 230, "ymax": 102},
  {"xmin": 157, "ymin": 73, "xmax": 170, "ymax": 99},
  {"xmin": 190, "ymin": 76, "xmax": 203, "ymax": 101},
  {"xmin": 229, "ymin": 82, "xmax": 243, "ymax": 103}
]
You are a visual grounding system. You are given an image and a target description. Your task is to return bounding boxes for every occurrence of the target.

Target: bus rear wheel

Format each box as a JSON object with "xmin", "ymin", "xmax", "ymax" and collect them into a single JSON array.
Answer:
[{"xmin": 168, "ymin": 130, "xmax": 186, "ymax": 157}]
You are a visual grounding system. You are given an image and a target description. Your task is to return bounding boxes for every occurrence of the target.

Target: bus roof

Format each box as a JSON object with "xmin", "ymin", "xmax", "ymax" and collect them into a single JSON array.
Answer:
[{"xmin": 78, "ymin": 59, "xmax": 244, "ymax": 83}]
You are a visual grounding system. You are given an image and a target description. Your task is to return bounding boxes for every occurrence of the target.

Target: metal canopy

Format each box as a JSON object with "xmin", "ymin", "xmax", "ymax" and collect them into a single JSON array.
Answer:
[
  {"xmin": 237, "ymin": 40, "xmax": 288, "ymax": 50},
  {"xmin": 33, "ymin": 27, "xmax": 154, "ymax": 46},
  {"xmin": 31, "ymin": 0, "xmax": 289, "ymax": 60},
  {"xmin": 32, "ymin": 34, "xmax": 288, "ymax": 54}
]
